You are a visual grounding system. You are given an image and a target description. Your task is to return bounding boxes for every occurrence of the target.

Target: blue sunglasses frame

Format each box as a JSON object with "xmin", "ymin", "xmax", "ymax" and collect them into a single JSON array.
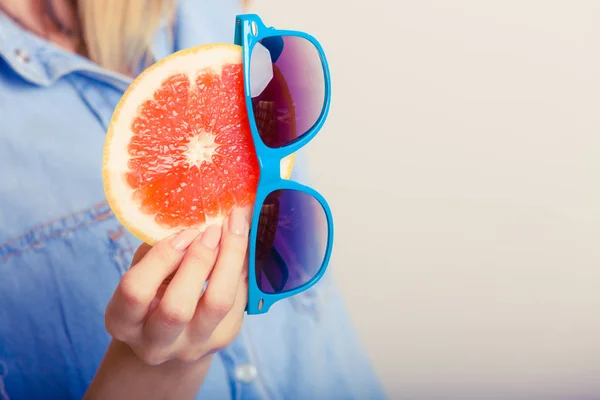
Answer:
[{"xmin": 234, "ymin": 14, "xmax": 334, "ymax": 315}]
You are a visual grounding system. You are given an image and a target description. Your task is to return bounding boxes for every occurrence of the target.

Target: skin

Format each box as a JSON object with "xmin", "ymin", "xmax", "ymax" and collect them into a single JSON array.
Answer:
[
  {"xmin": 86, "ymin": 207, "xmax": 251, "ymax": 399},
  {"xmin": 1, "ymin": 2, "xmax": 252, "ymax": 398},
  {"xmin": 0, "ymin": 0, "xmax": 82, "ymax": 53}
]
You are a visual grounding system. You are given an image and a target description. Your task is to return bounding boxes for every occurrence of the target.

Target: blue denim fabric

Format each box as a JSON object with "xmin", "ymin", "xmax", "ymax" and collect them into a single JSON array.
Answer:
[{"xmin": 0, "ymin": 1, "xmax": 386, "ymax": 399}]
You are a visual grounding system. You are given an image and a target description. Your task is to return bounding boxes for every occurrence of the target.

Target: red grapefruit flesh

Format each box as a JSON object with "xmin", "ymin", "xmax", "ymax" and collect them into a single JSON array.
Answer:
[{"xmin": 102, "ymin": 44, "xmax": 294, "ymax": 244}]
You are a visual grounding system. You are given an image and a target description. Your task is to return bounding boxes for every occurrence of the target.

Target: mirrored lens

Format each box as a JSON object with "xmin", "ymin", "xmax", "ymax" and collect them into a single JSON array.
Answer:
[
  {"xmin": 255, "ymin": 189, "xmax": 328, "ymax": 294},
  {"xmin": 250, "ymin": 35, "xmax": 326, "ymax": 148}
]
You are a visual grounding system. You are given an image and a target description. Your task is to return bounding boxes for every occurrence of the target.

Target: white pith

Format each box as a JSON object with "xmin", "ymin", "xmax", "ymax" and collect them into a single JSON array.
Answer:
[
  {"xmin": 104, "ymin": 45, "xmax": 294, "ymax": 243},
  {"xmin": 184, "ymin": 132, "xmax": 218, "ymax": 167}
]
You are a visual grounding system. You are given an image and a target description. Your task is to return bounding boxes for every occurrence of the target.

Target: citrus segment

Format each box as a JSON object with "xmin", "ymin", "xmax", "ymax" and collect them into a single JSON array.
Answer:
[
  {"xmin": 125, "ymin": 62, "xmax": 258, "ymax": 229},
  {"xmin": 103, "ymin": 44, "xmax": 294, "ymax": 245}
]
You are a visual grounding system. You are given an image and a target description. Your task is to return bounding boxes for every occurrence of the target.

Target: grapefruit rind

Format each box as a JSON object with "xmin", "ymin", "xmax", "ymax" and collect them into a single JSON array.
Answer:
[{"xmin": 103, "ymin": 43, "xmax": 294, "ymax": 245}]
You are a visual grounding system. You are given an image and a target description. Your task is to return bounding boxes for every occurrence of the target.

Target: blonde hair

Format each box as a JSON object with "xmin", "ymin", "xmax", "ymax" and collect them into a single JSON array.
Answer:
[{"xmin": 77, "ymin": 0, "xmax": 177, "ymax": 76}]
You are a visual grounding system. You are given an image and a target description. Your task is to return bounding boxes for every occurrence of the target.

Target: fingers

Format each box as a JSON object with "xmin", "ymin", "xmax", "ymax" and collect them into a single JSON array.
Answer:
[
  {"xmin": 143, "ymin": 224, "xmax": 222, "ymax": 344},
  {"xmin": 197, "ymin": 263, "xmax": 250, "ymax": 355},
  {"xmin": 106, "ymin": 205, "xmax": 252, "ymax": 360},
  {"xmin": 191, "ymin": 207, "xmax": 252, "ymax": 337},
  {"xmin": 131, "ymin": 243, "xmax": 152, "ymax": 266},
  {"xmin": 106, "ymin": 229, "xmax": 201, "ymax": 337}
]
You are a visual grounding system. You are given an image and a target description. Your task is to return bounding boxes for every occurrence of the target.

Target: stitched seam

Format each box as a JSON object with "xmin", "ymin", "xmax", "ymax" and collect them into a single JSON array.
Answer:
[
  {"xmin": 0, "ymin": 201, "xmax": 113, "ymax": 262},
  {"xmin": 107, "ymin": 225, "xmax": 134, "ymax": 275}
]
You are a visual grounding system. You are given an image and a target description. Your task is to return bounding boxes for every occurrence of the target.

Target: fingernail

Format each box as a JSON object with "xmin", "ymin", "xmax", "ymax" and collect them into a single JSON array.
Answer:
[
  {"xmin": 171, "ymin": 228, "xmax": 201, "ymax": 251},
  {"xmin": 229, "ymin": 208, "xmax": 250, "ymax": 236},
  {"xmin": 200, "ymin": 224, "xmax": 221, "ymax": 250}
]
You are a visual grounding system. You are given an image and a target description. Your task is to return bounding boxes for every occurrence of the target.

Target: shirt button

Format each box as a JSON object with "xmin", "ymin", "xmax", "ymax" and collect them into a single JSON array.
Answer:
[
  {"xmin": 234, "ymin": 364, "xmax": 258, "ymax": 383},
  {"xmin": 14, "ymin": 48, "xmax": 30, "ymax": 63}
]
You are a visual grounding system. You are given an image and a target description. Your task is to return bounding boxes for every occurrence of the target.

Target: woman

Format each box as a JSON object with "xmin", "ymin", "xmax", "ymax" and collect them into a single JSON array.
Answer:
[{"xmin": 0, "ymin": 1, "xmax": 385, "ymax": 399}]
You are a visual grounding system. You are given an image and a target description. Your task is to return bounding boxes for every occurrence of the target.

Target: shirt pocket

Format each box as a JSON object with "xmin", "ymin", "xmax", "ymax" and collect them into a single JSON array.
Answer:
[
  {"xmin": 0, "ymin": 199, "xmax": 141, "ymax": 345},
  {"xmin": 0, "ymin": 200, "xmax": 141, "ymax": 399},
  {"xmin": 0, "ymin": 200, "xmax": 139, "ymax": 275}
]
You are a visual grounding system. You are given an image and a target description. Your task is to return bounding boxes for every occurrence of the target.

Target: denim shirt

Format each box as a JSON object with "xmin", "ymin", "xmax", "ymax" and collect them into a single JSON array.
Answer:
[{"xmin": 0, "ymin": 1, "xmax": 385, "ymax": 400}]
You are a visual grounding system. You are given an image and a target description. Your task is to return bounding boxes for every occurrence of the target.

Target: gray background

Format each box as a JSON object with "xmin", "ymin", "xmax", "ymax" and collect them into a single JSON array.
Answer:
[{"xmin": 250, "ymin": 1, "xmax": 600, "ymax": 398}]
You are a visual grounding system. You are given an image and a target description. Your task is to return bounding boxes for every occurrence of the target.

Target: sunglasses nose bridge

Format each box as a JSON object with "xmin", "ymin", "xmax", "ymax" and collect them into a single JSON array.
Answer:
[{"xmin": 257, "ymin": 151, "xmax": 284, "ymax": 184}]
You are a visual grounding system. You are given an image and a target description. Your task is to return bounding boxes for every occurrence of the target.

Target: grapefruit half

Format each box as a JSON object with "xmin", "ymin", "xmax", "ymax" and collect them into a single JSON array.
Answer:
[{"xmin": 102, "ymin": 44, "xmax": 294, "ymax": 245}]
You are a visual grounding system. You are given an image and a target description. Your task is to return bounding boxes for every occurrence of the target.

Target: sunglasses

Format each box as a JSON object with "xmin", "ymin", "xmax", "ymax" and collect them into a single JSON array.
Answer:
[{"xmin": 234, "ymin": 14, "xmax": 334, "ymax": 315}]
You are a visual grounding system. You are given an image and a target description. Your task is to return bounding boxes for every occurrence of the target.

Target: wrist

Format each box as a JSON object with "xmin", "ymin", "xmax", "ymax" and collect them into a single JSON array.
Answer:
[
  {"xmin": 119, "ymin": 339, "xmax": 214, "ymax": 370},
  {"xmin": 85, "ymin": 339, "xmax": 213, "ymax": 400}
]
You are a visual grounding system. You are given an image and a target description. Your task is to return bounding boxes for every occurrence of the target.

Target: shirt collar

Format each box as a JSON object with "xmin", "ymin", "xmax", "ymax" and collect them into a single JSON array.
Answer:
[
  {"xmin": 0, "ymin": 11, "xmax": 139, "ymax": 91},
  {"xmin": 0, "ymin": 12, "xmax": 51, "ymax": 86}
]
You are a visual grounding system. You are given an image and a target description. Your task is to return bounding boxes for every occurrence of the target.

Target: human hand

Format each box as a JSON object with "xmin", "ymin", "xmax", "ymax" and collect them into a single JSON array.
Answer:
[{"xmin": 104, "ymin": 207, "xmax": 251, "ymax": 366}]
